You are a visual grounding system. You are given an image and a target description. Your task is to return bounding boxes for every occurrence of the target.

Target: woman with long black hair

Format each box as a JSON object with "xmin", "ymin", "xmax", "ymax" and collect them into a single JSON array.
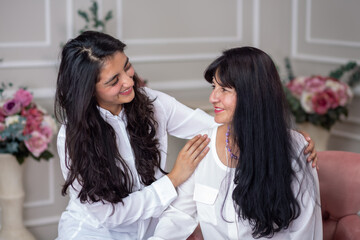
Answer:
[{"xmin": 151, "ymin": 47, "xmax": 322, "ymax": 239}]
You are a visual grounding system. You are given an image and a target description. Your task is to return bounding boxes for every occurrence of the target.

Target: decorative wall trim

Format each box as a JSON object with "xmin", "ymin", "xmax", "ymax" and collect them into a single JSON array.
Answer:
[
  {"xmin": 346, "ymin": 116, "xmax": 360, "ymax": 125},
  {"xmin": 0, "ymin": 0, "xmax": 51, "ymax": 48},
  {"xmin": 149, "ymin": 79, "xmax": 208, "ymax": 91},
  {"xmin": 66, "ymin": 0, "xmax": 73, "ymax": 40},
  {"xmin": 131, "ymin": 53, "xmax": 219, "ymax": 63},
  {"xmin": 116, "ymin": 0, "xmax": 123, "ymax": 39},
  {"xmin": 24, "ymin": 159, "xmax": 55, "ymax": 208},
  {"xmin": 0, "ymin": 0, "xmax": 245, "ymax": 68},
  {"xmin": 4, "ymin": 83, "xmax": 360, "ymax": 100},
  {"xmin": 252, "ymin": 0, "xmax": 260, "ymax": 48},
  {"xmin": 25, "ymin": 215, "xmax": 61, "ymax": 227},
  {"xmin": 0, "ymin": 60, "xmax": 58, "ymax": 69},
  {"xmin": 331, "ymin": 130, "xmax": 360, "ymax": 142},
  {"xmin": 291, "ymin": 0, "xmax": 360, "ymax": 64},
  {"xmin": 305, "ymin": 0, "xmax": 360, "ymax": 47},
  {"xmin": 117, "ymin": 0, "xmax": 243, "ymax": 45}
]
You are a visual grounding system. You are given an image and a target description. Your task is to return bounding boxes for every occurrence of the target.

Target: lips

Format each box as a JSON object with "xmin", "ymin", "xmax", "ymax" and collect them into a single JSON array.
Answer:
[
  {"xmin": 214, "ymin": 107, "xmax": 224, "ymax": 114},
  {"xmin": 119, "ymin": 87, "xmax": 133, "ymax": 96}
]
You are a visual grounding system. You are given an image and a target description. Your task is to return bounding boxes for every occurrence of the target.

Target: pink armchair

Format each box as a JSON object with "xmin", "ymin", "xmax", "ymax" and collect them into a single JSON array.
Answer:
[{"xmin": 318, "ymin": 151, "xmax": 360, "ymax": 240}]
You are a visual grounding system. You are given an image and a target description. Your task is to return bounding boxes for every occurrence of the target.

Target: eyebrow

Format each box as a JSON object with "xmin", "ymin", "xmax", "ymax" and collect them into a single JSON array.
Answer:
[
  {"xmin": 104, "ymin": 57, "xmax": 129, "ymax": 85},
  {"xmin": 124, "ymin": 57, "xmax": 129, "ymax": 69}
]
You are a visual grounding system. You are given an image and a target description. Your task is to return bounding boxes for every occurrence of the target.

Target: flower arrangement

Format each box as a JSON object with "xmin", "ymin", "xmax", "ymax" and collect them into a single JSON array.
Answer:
[
  {"xmin": 0, "ymin": 84, "xmax": 57, "ymax": 164},
  {"xmin": 284, "ymin": 59, "xmax": 360, "ymax": 130}
]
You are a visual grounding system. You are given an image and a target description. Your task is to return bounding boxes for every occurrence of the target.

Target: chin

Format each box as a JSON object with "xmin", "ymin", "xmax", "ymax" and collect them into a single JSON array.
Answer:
[{"xmin": 214, "ymin": 118, "xmax": 225, "ymax": 124}]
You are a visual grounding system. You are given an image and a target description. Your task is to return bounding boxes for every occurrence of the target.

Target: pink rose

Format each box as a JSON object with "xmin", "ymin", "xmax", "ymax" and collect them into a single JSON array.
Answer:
[
  {"xmin": 22, "ymin": 107, "xmax": 44, "ymax": 135},
  {"xmin": 0, "ymin": 108, "xmax": 5, "ymax": 122},
  {"xmin": 311, "ymin": 92, "xmax": 332, "ymax": 114},
  {"xmin": 286, "ymin": 77, "xmax": 306, "ymax": 98},
  {"xmin": 2, "ymin": 99, "xmax": 21, "ymax": 116},
  {"xmin": 324, "ymin": 89, "xmax": 339, "ymax": 109},
  {"xmin": 39, "ymin": 126, "xmax": 53, "ymax": 141},
  {"xmin": 14, "ymin": 89, "xmax": 33, "ymax": 107},
  {"xmin": 336, "ymin": 83, "xmax": 351, "ymax": 106},
  {"xmin": 304, "ymin": 76, "xmax": 326, "ymax": 93},
  {"xmin": 24, "ymin": 131, "xmax": 49, "ymax": 157}
]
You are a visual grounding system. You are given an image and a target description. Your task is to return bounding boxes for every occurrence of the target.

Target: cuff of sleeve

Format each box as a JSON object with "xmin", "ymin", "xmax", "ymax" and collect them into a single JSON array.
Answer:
[{"xmin": 152, "ymin": 175, "xmax": 178, "ymax": 206}]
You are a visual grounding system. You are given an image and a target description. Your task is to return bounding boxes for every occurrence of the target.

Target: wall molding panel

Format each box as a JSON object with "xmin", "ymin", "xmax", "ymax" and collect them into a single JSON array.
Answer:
[
  {"xmin": 291, "ymin": 0, "xmax": 360, "ymax": 64},
  {"xmin": 117, "ymin": 0, "xmax": 244, "ymax": 45},
  {"xmin": 0, "ymin": 0, "xmax": 51, "ymax": 48},
  {"xmin": 331, "ymin": 130, "xmax": 360, "ymax": 142},
  {"xmin": 149, "ymin": 79, "xmax": 208, "ymax": 91},
  {"xmin": 24, "ymin": 160, "xmax": 55, "ymax": 208},
  {"xmin": 305, "ymin": 0, "xmax": 360, "ymax": 48},
  {"xmin": 25, "ymin": 215, "xmax": 61, "ymax": 228}
]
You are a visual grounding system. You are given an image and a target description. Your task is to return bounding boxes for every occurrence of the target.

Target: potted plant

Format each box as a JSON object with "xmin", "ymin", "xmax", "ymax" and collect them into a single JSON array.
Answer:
[
  {"xmin": 0, "ymin": 83, "xmax": 57, "ymax": 240},
  {"xmin": 283, "ymin": 59, "xmax": 360, "ymax": 150}
]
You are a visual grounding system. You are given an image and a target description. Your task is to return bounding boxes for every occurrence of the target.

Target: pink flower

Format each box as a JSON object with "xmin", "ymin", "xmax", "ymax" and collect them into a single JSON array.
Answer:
[
  {"xmin": 304, "ymin": 76, "xmax": 326, "ymax": 93},
  {"xmin": 22, "ymin": 107, "xmax": 44, "ymax": 135},
  {"xmin": 14, "ymin": 89, "xmax": 33, "ymax": 107},
  {"xmin": 286, "ymin": 76, "xmax": 306, "ymax": 98},
  {"xmin": 336, "ymin": 83, "xmax": 352, "ymax": 106},
  {"xmin": 2, "ymin": 99, "xmax": 21, "ymax": 116},
  {"xmin": 0, "ymin": 108, "xmax": 5, "ymax": 122},
  {"xmin": 311, "ymin": 92, "xmax": 332, "ymax": 114},
  {"xmin": 24, "ymin": 131, "xmax": 49, "ymax": 157},
  {"xmin": 39, "ymin": 126, "xmax": 53, "ymax": 141}
]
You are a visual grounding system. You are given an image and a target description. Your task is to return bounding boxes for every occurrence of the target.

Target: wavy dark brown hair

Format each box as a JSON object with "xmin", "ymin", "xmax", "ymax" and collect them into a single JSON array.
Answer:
[{"xmin": 55, "ymin": 31, "xmax": 164, "ymax": 206}]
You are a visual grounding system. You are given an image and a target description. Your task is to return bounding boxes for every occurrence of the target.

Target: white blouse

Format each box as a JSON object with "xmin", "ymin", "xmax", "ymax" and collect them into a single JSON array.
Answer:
[
  {"xmin": 150, "ymin": 126, "xmax": 322, "ymax": 240},
  {"xmin": 56, "ymin": 87, "xmax": 216, "ymax": 240}
]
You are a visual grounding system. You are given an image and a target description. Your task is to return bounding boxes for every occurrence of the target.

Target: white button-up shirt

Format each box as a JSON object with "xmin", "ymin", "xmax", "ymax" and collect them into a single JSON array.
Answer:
[
  {"xmin": 150, "ymin": 126, "xmax": 323, "ymax": 240},
  {"xmin": 56, "ymin": 87, "xmax": 216, "ymax": 240}
]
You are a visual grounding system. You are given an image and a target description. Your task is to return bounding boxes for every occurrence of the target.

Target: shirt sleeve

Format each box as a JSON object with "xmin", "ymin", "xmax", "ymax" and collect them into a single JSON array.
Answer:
[
  {"xmin": 288, "ymin": 132, "xmax": 323, "ymax": 239},
  {"xmin": 145, "ymin": 87, "xmax": 217, "ymax": 139},
  {"xmin": 149, "ymin": 173, "xmax": 199, "ymax": 240},
  {"xmin": 289, "ymin": 167, "xmax": 323, "ymax": 239},
  {"xmin": 57, "ymin": 125, "xmax": 178, "ymax": 229}
]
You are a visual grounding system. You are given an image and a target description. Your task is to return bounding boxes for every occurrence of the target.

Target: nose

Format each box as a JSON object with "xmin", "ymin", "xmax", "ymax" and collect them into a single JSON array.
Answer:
[
  {"xmin": 121, "ymin": 73, "xmax": 134, "ymax": 87},
  {"xmin": 209, "ymin": 88, "xmax": 219, "ymax": 104}
]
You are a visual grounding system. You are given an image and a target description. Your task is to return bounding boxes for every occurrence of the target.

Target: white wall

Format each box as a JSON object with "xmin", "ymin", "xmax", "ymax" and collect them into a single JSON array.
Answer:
[{"xmin": 0, "ymin": 0, "xmax": 359, "ymax": 239}]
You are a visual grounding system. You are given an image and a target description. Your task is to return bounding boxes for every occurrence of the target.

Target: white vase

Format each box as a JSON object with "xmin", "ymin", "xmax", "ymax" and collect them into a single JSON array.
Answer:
[
  {"xmin": 0, "ymin": 154, "xmax": 36, "ymax": 240},
  {"xmin": 296, "ymin": 122, "xmax": 330, "ymax": 151}
]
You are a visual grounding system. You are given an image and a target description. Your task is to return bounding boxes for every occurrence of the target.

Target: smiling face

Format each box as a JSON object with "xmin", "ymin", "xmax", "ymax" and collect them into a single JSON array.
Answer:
[
  {"xmin": 95, "ymin": 51, "xmax": 135, "ymax": 115},
  {"xmin": 209, "ymin": 72, "xmax": 237, "ymax": 125}
]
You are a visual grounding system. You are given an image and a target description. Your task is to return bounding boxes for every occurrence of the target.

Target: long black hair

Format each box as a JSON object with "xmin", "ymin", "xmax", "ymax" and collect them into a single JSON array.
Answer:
[
  {"xmin": 55, "ymin": 31, "xmax": 164, "ymax": 206},
  {"xmin": 204, "ymin": 47, "xmax": 308, "ymax": 238}
]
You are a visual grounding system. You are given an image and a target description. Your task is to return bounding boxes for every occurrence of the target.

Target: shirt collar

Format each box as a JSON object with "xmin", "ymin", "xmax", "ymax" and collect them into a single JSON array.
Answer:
[{"xmin": 97, "ymin": 105, "xmax": 125, "ymax": 120}]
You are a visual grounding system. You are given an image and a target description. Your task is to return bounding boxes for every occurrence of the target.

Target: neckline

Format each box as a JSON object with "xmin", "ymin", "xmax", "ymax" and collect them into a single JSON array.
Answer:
[{"xmin": 212, "ymin": 126, "xmax": 236, "ymax": 171}]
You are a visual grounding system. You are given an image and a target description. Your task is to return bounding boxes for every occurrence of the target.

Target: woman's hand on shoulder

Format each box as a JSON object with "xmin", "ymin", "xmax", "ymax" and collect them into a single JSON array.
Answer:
[
  {"xmin": 298, "ymin": 130, "xmax": 318, "ymax": 170},
  {"xmin": 167, "ymin": 135, "xmax": 210, "ymax": 187}
]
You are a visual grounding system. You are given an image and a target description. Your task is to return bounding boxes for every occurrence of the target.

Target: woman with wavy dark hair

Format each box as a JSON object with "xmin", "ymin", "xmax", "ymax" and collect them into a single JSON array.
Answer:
[
  {"xmin": 151, "ymin": 47, "xmax": 322, "ymax": 239},
  {"xmin": 54, "ymin": 31, "xmax": 214, "ymax": 239}
]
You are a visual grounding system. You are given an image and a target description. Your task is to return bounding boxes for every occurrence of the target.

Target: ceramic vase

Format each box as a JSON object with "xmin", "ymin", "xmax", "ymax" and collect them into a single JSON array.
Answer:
[
  {"xmin": 297, "ymin": 122, "xmax": 331, "ymax": 151},
  {"xmin": 0, "ymin": 154, "xmax": 35, "ymax": 240}
]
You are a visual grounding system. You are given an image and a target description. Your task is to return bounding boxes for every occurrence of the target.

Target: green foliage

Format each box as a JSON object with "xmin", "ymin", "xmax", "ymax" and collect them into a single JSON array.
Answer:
[
  {"xmin": 329, "ymin": 61, "xmax": 360, "ymax": 88},
  {"xmin": 77, "ymin": 0, "xmax": 113, "ymax": 34},
  {"xmin": 284, "ymin": 57, "xmax": 295, "ymax": 81},
  {"xmin": 0, "ymin": 82, "xmax": 13, "ymax": 100}
]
